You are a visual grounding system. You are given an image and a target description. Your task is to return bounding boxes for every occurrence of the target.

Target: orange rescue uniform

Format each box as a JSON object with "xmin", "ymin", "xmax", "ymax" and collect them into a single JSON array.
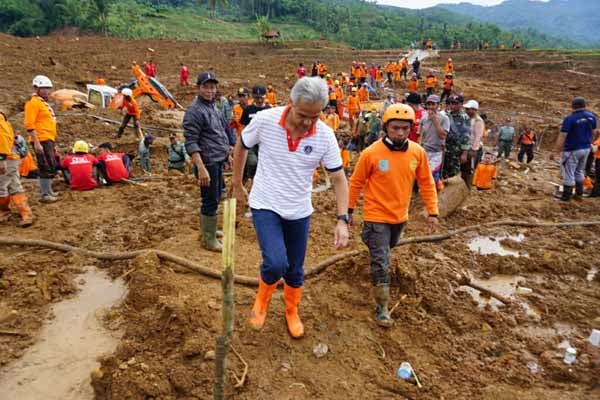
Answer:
[
  {"xmin": 358, "ymin": 87, "xmax": 369, "ymax": 102},
  {"xmin": 0, "ymin": 114, "xmax": 18, "ymax": 160},
  {"xmin": 122, "ymin": 98, "xmax": 141, "ymax": 118},
  {"xmin": 349, "ymin": 140, "xmax": 438, "ymax": 223},
  {"xmin": 24, "ymin": 96, "xmax": 57, "ymax": 142},
  {"xmin": 444, "ymin": 62, "xmax": 454, "ymax": 75},
  {"xmin": 407, "ymin": 79, "xmax": 419, "ymax": 93},
  {"xmin": 425, "ymin": 75, "xmax": 437, "ymax": 89},
  {"xmin": 341, "ymin": 149, "xmax": 350, "ymax": 169},
  {"xmin": 347, "ymin": 94, "xmax": 361, "ymax": 118},
  {"xmin": 324, "ymin": 113, "xmax": 340, "ymax": 131},
  {"xmin": 231, "ymin": 104, "xmax": 245, "ymax": 135},
  {"xmin": 472, "ymin": 163, "xmax": 497, "ymax": 190},
  {"xmin": 266, "ymin": 91, "xmax": 277, "ymax": 106},
  {"xmin": 521, "ymin": 130, "xmax": 536, "ymax": 145}
]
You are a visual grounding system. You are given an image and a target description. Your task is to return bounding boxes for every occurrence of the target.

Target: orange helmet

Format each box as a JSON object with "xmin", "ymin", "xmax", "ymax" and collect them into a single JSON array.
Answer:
[{"xmin": 382, "ymin": 104, "xmax": 415, "ymax": 125}]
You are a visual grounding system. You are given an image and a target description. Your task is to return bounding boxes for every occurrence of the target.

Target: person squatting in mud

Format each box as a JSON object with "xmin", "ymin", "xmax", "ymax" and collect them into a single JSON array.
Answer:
[
  {"xmin": 231, "ymin": 76, "xmax": 350, "ymax": 338},
  {"xmin": 348, "ymin": 104, "xmax": 439, "ymax": 327},
  {"xmin": 0, "ymin": 110, "xmax": 33, "ymax": 227}
]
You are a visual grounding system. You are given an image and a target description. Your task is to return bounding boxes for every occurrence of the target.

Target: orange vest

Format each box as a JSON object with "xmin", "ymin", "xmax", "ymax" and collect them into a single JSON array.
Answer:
[
  {"xmin": 521, "ymin": 131, "xmax": 535, "ymax": 145},
  {"xmin": 408, "ymin": 80, "xmax": 419, "ymax": 93},
  {"xmin": 425, "ymin": 76, "xmax": 437, "ymax": 89},
  {"xmin": 358, "ymin": 88, "xmax": 369, "ymax": 102},
  {"xmin": 472, "ymin": 164, "xmax": 497, "ymax": 190},
  {"xmin": 348, "ymin": 95, "xmax": 360, "ymax": 115}
]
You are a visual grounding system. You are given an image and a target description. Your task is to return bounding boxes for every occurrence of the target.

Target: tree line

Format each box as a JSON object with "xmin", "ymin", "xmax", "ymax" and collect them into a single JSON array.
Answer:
[{"xmin": 0, "ymin": 0, "xmax": 579, "ymax": 49}]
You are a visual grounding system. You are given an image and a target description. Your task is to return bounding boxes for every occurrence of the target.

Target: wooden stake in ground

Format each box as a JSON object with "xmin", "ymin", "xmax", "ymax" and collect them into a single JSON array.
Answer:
[{"xmin": 213, "ymin": 199, "xmax": 236, "ymax": 400}]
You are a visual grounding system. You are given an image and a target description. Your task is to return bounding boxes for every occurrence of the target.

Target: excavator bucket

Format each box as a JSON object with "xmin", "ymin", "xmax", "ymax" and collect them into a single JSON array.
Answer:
[{"xmin": 130, "ymin": 64, "xmax": 179, "ymax": 110}]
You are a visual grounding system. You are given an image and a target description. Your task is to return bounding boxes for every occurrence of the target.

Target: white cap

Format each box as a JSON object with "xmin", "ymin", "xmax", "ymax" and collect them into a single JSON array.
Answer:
[
  {"xmin": 32, "ymin": 75, "xmax": 53, "ymax": 88},
  {"xmin": 122, "ymin": 88, "xmax": 133, "ymax": 97},
  {"xmin": 464, "ymin": 100, "xmax": 479, "ymax": 110}
]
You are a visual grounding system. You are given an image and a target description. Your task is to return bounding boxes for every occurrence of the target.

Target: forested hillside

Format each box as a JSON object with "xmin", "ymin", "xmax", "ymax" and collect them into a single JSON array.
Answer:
[{"xmin": 0, "ymin": 0, "xmax": 581, "ymax": 49}]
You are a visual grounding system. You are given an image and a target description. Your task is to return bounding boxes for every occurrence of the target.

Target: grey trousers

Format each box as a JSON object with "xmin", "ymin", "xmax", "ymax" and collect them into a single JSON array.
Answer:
[
  {"xmin": 561, "ymin": 148, "xmax": 590, "ymax": 186},
  {"xmin": 0, "ymin": 159, "xmax": 24, "ymax": 197},
  {"xmin": 497, "ymin": 140, "xmax": 512, "ymax": 158},
  {"xmin": 362, "ymin": 221, "xmax": 406, "ymax": 285}
]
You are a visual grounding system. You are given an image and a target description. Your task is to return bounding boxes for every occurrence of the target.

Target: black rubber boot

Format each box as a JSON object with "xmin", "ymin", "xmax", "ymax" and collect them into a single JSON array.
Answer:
[
  {"xmin": 560, "ymin": 185, "xmax": 573, "ymax": 202},
  {"xmin": 591, "ymin": 182, "xmax": 600, "ymax": 198},
  {"xmin": 574, "ymin": 181, "xmax": 584, "ymax": 200}
]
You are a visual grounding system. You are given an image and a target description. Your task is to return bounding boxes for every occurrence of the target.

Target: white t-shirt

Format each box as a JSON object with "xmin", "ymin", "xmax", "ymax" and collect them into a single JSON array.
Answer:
[{"xmin": 241, "ymin": 106, "xmax": 342, "ymax": 220}]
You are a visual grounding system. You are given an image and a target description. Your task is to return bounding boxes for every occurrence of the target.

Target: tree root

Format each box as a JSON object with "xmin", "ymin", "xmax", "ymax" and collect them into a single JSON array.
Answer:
[{"xmin": 1, "ymin": 219, "xmax": 599, "ymax": 288}]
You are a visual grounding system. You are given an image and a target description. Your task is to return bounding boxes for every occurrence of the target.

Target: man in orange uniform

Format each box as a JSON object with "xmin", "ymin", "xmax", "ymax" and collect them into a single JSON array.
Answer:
[
  {"xmin": 385, "ymin": 61, "xmax": 394, "ymax": 85},
  {"xmin": 266, "ymin": 84, "xmax": 277, "ymax": 106},
  {"xmin": 230, "ymin": 87, "xmax": 250, "ymax": 137},
  {"xmin": 400, "ymin": 57, "xmax": 409, "ymax": 80},
  {"xmin": 0, "ymin": 111, "xmax": 33, "ymax": 227},
  {"xmin": 440, "ymin": 73, "xmax": 454, "ymax": 104},
  {"xmin": 317, "ymin": 62, "xmax": 327, "ymax": 78},
  {"xmin": 348, "ymin": 104, "xmax": 439, "ymax": 327},
  {"xmin": 444, "ymin": 58, "xmax": 454, "ymax": 76},
  {"xmin": 424, "ymin": 69, "xmax": 438, "ymax": 96},
  {"xmin": 407, "ymin": 73, "xmax": 419, "ymax": 94},
  {"xmin": 392, "ymin": 61, "xmax": 401, "ymax": 87},
  {"xmin": 358, "ymin": 84, "xmax": 369, "ymax": 102},
  {"xmin": 472, "ymin": 152, "xmax": 497, "ymax": 190},
  {"xmin": 324, "ymin": 105, "xmax": 340, "ymax": 132},
  {"xmin": 376, "ymin": 66, "xmax": 384, "ymax": 88},
  {"xmin": 334, "ymin": 80, "xmax": 344, "ymax": 115},
  {"xmin": 347, "ymin": 87, "xmax": 361, "ymax": 128},
  {"xmin": 25, "ymin": 75, "xmax": 59, "ymax": 203},
  {"xmin": 517, "ymin": 128, "xmax": 536, "ymax": 163},
  {"xmin": 116, "ymin": 88, "xmax": 142, "ymax": 139}
]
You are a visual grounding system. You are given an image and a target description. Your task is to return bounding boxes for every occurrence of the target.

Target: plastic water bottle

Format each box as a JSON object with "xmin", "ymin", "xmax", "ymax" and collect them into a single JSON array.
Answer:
[
  {"xmin": 563, "ymin": 347, "xmax": 577, "ymax": 364},
  {"xmin": 396, "ymin": 362, "xmax": 412, "ymax": 380}
]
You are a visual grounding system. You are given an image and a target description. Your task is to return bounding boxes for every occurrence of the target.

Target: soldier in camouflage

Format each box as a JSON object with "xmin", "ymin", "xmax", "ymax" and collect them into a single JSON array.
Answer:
[{"xmin": 442, "ymin": 95, "xmax": 471, "ymax": 182}]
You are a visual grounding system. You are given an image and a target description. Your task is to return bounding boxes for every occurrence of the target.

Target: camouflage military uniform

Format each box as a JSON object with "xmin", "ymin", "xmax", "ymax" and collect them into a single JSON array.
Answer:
[{"xmin": 442, "ymin": 110, "xmax": 471, "ymax": 180}]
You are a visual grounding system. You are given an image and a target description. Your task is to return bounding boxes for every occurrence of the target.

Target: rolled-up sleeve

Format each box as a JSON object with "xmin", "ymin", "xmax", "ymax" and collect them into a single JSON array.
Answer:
[{"xmin": 183, "ymin": 108, "xmax": 202, "ymax": 155}]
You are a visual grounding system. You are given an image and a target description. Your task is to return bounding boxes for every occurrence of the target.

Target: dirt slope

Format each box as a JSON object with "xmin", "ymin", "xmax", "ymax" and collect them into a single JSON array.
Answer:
[{"xmin": 0, "ymin": 35, "xmax": 599, "ymax": 399}]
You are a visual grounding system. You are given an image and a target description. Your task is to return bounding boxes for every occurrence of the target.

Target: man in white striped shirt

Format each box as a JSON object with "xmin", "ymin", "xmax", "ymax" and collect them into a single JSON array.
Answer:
[{"xmin": 232, "ymin": 77, "xmax": 350, "ymax": 339}]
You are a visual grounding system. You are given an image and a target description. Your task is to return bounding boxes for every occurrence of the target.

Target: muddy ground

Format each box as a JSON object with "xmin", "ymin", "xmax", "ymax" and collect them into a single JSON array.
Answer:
[{"xmin": 0, "ymin": 34, "xmax": 599, "ymax": 399}]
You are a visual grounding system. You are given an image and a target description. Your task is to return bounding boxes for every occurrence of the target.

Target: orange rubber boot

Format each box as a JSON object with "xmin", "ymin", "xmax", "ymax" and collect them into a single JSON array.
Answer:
[
  {"xmin": 0, "ymin": 196, "xmax": 10, "ymax": 222},
  {"xmin": 248, "ymin": 278, "xmax": 278, "ymax": 331},
  {"xmin": 11, "ymin": 193, "xmax": 33, "ymax": 227},
  {"xmin": 283, "ymin": 284, "xmax": 304, "ymax": 339}
]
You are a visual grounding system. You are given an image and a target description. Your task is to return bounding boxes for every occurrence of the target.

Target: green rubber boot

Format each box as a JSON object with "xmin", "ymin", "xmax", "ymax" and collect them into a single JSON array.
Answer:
[
  {"xmin": 374, "ymin": 284, "xmax": 394, "ymax": 328},
  {"xmin": 200, "ymin": 214, "xmax": 222, "ymax": 252}
]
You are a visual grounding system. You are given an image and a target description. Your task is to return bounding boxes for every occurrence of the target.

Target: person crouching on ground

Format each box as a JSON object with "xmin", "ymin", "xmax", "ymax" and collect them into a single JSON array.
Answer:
[
  {"xmin": 97, "ymin": 142, "xmax": 131, "ymax": 184},
  {"xmin": 0, "ymin": 110, "xmax": 33, "ymax": 227},
  {"xmin": 231, "ymin": 76, "xmax": 350, "ymax": 338},
  {"xmin": 472, "ymin": 152, "xmax": 497, "ymax": 191},
  {"xmin": 139, "ymin": 133, "xmax": 154, "ymax": 172},
  {"xmin": 348, "ymin": 104, "xmax": 439, "ymax": 327},
  {"xmin": 60, "ymin": 141, "xmax": 98, "ymax": 191}
]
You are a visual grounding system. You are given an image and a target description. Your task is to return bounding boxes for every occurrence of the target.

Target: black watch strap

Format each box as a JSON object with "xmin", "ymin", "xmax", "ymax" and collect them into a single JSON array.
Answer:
[{"xmin": 337, "ymin": 214, "xmax": 350, "ymax": 224}]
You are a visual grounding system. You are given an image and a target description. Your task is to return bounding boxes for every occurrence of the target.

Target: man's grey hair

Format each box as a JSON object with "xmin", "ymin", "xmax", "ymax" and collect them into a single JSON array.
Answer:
[{"xmin": 290, "ymin": 77, "xmax": 328, "ymax": 109}]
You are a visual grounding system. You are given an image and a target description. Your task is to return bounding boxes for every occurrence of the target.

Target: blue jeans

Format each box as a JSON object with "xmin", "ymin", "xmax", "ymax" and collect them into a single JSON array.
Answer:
[
  {"xmin": 194, "ymin": 162, "xmax": 223, "ymax": 216},
  {"xmin": 251, "ymin": 208, "xmax": 310, "ymax": 288}
]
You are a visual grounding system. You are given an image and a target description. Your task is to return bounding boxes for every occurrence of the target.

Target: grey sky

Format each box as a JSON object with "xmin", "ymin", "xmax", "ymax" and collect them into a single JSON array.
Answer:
[{"xmin": 376, "ymin": 0, "xmax": 549, "ymax": 9}]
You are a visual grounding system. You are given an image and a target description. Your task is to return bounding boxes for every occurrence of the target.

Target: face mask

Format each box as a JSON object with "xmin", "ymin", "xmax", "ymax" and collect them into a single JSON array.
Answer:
[{"xmin": 383, "ymin": 134, "xmax": 408, "ymax": 151}]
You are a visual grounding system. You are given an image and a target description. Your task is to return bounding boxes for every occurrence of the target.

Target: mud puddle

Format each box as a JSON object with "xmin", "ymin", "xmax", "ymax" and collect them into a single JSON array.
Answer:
[
  {"xmin": 0, "ymin": 267, "xmax": 126, "ymax": 400},
  {"xmin": 460, "ymin": 274, "xmax": 540, "ymax": 318},
  {"xmin": 468, "ymin": 233, "xmax": 527, "ymax": 257}
]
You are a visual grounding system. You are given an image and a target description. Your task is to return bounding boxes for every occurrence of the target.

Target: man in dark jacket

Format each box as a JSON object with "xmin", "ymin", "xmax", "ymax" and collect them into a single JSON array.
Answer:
[{"xmin": 183, "ymin": 71, "xmax": 233, "ymax": 252}]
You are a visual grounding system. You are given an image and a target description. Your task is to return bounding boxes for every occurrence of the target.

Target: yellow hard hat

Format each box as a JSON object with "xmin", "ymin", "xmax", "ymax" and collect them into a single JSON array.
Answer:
[
  {"xmin": 371, "ymin": 105, "xmax": 378, "ymax": 111},
  {"xmin": 72, "ymin": 140, "xmax": 89, "ymax": 153},
  {"xmin": 382, "ymin": 104, "xmax": 415, "ymax": 125},
  {"xmin": 334, "ymin": 80, "xmax": 340, "ymax": 86},
  {"xmin": 326, "ymin": 73, "xmax": 331, "ymax": 78},
  {"xmin": 351, "ymin": 87, "xmax": 358, "ymax": 92}
]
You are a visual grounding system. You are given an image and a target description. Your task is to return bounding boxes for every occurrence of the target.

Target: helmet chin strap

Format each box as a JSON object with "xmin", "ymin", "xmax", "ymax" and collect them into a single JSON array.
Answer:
[{"xmin": 383, "ymin": 135, "xmax": 409, "ymax": 151}]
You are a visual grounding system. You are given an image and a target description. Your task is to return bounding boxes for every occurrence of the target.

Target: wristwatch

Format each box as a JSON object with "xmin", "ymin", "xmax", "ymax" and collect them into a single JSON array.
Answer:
[{"xmin": 337, "ymin": 214, "xmax": 350, "ymax": 224}]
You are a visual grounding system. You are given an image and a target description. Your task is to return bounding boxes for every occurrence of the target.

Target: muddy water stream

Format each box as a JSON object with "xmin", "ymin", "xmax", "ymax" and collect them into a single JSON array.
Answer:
[
  {"xmin": 0, "ymin": 267, "xmax": 126, "ymax": 400},
  {"xmin": 468, "ymin": 233, "xmax": 527, "ymax": 257}
]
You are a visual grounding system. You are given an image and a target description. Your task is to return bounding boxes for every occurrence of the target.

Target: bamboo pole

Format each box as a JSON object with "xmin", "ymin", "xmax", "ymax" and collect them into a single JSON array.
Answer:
[{"xmin": 213, "ymin": 198, "xmax": 236, "ymax": 400}]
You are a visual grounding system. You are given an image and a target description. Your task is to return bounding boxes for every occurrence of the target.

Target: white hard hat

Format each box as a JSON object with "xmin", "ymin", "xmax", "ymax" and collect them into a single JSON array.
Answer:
[
  {"xmin": 32, "ymin": 75, "xmax": 53, "ymax": 88},
  {"xmin": 464, "ymin": 100, "xmax": 479, "ymax": 110},
  {"xmin": 122, "ymin": 88, "xmax": 133, "ymax": 97}
]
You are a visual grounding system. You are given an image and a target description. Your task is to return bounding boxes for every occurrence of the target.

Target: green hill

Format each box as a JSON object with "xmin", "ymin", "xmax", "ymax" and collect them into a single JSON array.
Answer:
[{"xmin": 0, "ymin": 0, "xmax": 583, "ymax": 49}]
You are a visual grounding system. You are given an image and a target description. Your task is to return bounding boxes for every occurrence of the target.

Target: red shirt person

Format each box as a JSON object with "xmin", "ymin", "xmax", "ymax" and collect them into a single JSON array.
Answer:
[
  {"xmin": 296, "ymin": 63, "xmax": 307, "ymax": 79},
  {"xmin": 96, "ymin": 143, "xmax": 130, "ymax": 183},
  {"xmin": 180, "ymin": 63, "xmax": 189, "ymax": 85},
  {"xmin": 144, "ymin": 60, "xmax": 157, "ymax": 77},
  {"xmin": 60, "ymin": 141, "xmax": 98, "ymax": 191}
]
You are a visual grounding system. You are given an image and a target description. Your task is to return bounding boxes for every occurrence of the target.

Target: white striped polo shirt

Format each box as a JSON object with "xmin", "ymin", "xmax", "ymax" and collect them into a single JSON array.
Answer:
[{"xmin": 241, "ymin": 105, "xmax": 342, "ymax": 220}]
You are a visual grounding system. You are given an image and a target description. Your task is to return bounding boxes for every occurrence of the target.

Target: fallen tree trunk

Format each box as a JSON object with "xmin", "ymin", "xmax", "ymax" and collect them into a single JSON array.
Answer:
[{"xmin": 1, "ymin": 219, "xmax": 599, "ymax": 287}]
